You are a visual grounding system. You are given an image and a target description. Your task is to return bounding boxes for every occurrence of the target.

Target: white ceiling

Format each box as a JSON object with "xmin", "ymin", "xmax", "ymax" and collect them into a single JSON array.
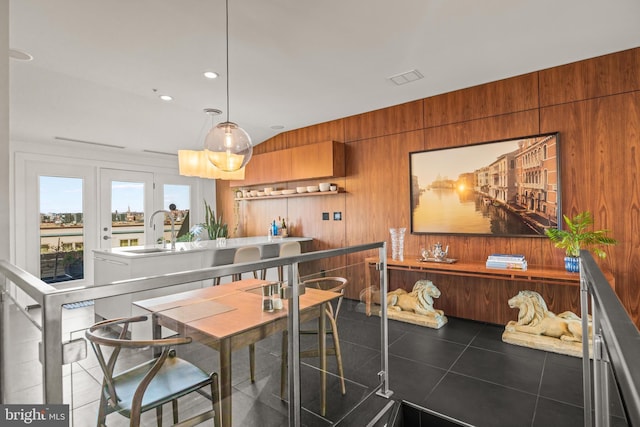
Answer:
[{"xmin": 9, "ymin": 0, "xmax": 640, "ymax": 155}]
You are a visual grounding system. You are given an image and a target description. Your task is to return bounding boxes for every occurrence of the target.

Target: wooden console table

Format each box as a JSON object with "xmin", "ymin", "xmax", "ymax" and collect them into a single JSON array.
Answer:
[{"xmin": 364, "ymin": 257, "xmax": 614, "ymax": 322}]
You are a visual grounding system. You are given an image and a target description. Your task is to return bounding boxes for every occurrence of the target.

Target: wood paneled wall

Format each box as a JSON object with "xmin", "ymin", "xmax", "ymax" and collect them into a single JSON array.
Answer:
[{"xmin": 218, "ymin": 47, "xmax": 640, "ymax": 326}]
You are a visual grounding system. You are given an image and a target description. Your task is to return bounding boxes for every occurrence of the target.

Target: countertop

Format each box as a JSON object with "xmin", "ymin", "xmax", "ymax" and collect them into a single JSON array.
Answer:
[{"xmin": 93, "ymin": 236, "xmax": 312, "ymax": 258}]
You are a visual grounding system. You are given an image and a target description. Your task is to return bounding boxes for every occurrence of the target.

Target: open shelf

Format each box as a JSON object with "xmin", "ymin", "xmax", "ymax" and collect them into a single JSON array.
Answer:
[{"xmin": 235, "ymin": 190, "xmax": 341, "ymax": 201}]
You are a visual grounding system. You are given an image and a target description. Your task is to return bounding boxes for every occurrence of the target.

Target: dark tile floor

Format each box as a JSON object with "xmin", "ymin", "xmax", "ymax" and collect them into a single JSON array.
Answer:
[{"xmin": 3, "ymin": 297, "xmax": 628, "ymax": 426}]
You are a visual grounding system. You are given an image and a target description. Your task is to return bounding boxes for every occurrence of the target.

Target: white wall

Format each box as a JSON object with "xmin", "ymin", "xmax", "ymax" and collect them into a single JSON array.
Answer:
[{"xmin": 1, "ymin": 0, "xmax": 10, "ymax": 262}]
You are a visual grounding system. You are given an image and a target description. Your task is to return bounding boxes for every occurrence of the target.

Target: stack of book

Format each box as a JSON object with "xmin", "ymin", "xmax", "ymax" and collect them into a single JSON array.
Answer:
[{"xmin": 485, "ymin": 253, "xmax": 527, "ymax": 270}]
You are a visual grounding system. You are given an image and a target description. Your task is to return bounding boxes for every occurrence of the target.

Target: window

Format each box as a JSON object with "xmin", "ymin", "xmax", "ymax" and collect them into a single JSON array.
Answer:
[
  {"xmin": 164, "ymin": 184, "xmax": 191, "ymax": 241},
  {"xmin": 39, "ymin": 176, "xmax": 84, "ymax": 284},
  {"xmin": 109, "ymin": 180, "xmax": 146, "ymax": 248}
]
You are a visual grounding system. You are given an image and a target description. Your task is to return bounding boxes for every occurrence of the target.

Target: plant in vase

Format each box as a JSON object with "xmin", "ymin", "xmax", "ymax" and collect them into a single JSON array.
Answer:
[
  {"xmin": 203, "ymin": 200, "xmax": 228, "ymax": 240},
  {"xmin": 544, "ymin": 211, "xmax": 617, "ymax": 272}
]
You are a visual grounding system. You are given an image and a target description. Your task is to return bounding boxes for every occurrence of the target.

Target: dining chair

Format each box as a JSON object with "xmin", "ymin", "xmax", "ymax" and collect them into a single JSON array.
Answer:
[
  {"xmin": 86, "ymin": 315, "xmax": 221, "ymax": 427},
  {"xmin": 280, "ymin": 276, "xmax": 348, "ymax": 416}
]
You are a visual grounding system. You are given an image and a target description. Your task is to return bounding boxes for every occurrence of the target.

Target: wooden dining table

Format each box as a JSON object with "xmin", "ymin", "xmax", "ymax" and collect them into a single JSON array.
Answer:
[{"xmin": 133, "ymin": 278, "xmax": 340, "ymax": 427}]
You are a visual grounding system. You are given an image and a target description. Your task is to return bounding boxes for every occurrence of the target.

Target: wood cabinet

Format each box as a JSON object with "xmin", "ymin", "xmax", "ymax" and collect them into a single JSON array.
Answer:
[
  {"xmin": 242, "ymin": 149, "xmax": 290, "ymax": 186},
  {"xmin": 290, "ymin": 140, "xmax": 344, "ymax": 180},
  {"xmin": 230, "ymin": 140, "xmax": 344, "ymax": 187}
]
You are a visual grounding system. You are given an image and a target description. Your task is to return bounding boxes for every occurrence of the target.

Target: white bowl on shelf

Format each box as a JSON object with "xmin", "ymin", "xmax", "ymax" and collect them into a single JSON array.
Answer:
[
  {"xmin": 264, "ymin": 187, "xmax": 273, "ymax": 195},
  {"xmin": 319, "ymin": 183, "xmax": 331, "ymax": 192},
  {"xmin": 307, "ymin": 185, "xmax": 319, "ymax": 193},
  {"xmin": 329, "ymin": 185, "xmax": 337, "ymax": 191},
  {"xmin": 257, "ymin": 191, "xmax": 266, "ymax": 197},
  {"xmin": 296, "ymin": 186, "xmax": 307, "ymax": 193},
  {"xmin": 282, "ymin": 189, "xmax": 296, "ymax": 195},
  {"xmin": 249, "ymin": 190, "xmax": 259, "ymax": 197},
  {"xmin": 270, "ymin": 190, "xmax": 282, "ymax": 196}
]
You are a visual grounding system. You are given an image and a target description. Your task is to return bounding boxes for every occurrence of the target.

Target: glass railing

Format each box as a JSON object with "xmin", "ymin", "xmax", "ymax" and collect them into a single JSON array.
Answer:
[
  {"xmin": 1, "ymin": 242, "xmax": 390, "ymax": 426},
  {"xmin": 580, "ymin": 250, "xmax": 640, "ymax": 427}
]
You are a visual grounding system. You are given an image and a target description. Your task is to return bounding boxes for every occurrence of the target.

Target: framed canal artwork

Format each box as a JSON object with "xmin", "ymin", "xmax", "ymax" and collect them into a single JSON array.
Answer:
[{"xmin": 409, "ymin": 132, "xmax": 561, "ymax": 237}]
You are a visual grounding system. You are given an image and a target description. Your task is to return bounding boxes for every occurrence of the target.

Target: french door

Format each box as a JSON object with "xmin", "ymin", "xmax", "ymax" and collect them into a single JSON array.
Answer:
[
  {"xmin": 99, "ymin": 169, "xmax": 154, "ymax": 250},
  {"xmin": 99, "ymin": 170, "xmax": 196, "ymax": 250},
  {"xmin": 16, "ymin": 155, "xmax": 204, "ymax": 287},
  {"xmin": 18, "ymin": 161, "xmax": 97, "ymax": 287}
]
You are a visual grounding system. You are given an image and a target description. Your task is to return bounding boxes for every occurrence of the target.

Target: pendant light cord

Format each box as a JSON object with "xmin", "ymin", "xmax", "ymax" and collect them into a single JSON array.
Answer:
[{"xmin": 225, "ymin": 0, "xmax": 230, "ymax": 123}]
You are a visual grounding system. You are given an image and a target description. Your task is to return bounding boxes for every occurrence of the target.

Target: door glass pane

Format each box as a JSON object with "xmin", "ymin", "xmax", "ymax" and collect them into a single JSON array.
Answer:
[
  {"xmin": 39, "ymin": 176, "xmax": 84, "ymax": 284},
  {"xmin": 164, "ymin": 184, "xmax": 191, "ymax": 241},
  {"xmin": 111, "ymin": 181, "xmax": 146, "ymax": 248}
]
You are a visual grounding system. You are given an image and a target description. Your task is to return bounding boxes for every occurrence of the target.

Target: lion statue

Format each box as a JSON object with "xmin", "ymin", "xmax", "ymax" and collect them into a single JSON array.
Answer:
[
  {"xmin": 369, "ymin": 280, "xmax": 444, "ymax": 317},
  {"xmin": 505, "ymin": 290, "xmax": 589, "ymax": 342}
]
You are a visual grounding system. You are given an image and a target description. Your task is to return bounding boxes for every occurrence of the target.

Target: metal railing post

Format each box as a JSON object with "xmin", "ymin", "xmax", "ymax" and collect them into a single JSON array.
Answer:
[
  {"xmin": 42, "ymin": 293, "xmax": 64, "ymax": 403},
  {"xmin": 377, "ymin": 242, "xmax": 393, "ymax": 398},
  {"xmin": 593, "ymin": 333, "xmax": 611, "ymax": 427},
  {"xmin": 580, "ymin": 262, "xmax": 593, "ymax": 427},
  {"xmin": 287, "ymin": 261, "xmax": 301, "ymax": 427}
]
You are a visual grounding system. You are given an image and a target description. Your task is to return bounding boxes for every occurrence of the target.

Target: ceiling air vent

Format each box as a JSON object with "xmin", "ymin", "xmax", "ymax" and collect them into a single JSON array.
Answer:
[
  {"xmin": 388, "ymin": 69, "xmax": 424, "ymax": 86},
  {"xmin": 54, "ymin": 136, "xmax": 125, "ymax": 149},
  {"xmin": 143, "ymin": 150, "xmax": 178, "ymax": 156}
]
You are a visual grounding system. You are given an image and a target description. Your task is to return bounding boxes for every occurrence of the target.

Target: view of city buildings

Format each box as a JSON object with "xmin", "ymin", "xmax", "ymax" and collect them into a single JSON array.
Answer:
[
  {"xmin": 39, "ymin": 208, "xmax": 189, "ymax": 283},
  {"xmin": 38, "ymin": 175, "xmax": 191, "ymax": 283}
]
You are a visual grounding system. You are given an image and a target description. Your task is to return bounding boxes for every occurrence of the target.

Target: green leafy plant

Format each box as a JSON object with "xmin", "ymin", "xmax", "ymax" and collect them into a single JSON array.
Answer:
[
  {"xmin": 62, "ymin": 249, "xmax": 83, "ymax": 265},
  {"xmin": 545, "ymin": 211, "xmax": 617, "ymax": 258},
  {"xmin": 203, "ymin": 200, "xmax": 228, "ymax": 240}
]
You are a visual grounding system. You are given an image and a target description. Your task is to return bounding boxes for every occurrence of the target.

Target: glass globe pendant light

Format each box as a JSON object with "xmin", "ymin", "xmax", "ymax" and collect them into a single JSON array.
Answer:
[{"xmin": 204, "ymin": 0, "xmax": 252, "ymax": 172}]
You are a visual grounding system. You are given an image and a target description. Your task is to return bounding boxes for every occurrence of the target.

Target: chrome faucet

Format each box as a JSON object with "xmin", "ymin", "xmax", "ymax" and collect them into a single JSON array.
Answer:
[{"xmin": 149, "ymin": 210, "xmax": 176, "ymax": 250}]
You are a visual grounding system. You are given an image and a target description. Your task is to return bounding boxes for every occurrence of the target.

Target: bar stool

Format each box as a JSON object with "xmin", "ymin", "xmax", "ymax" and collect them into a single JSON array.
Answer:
[
  {"xmin": 277, "ymin": 241, "xmax": 302, "ymax": 282},
  {"xmin": 247, "ymin": 242, "xmax": 300, "ymax": 382},
  {"xmin": 231, "ymin": 246, "xmax": 262, "ymax": 281},
  {"xmin": 211, "ymin": 248, "xmax": 235, "ymax": 286},
  {"xmin": 280, "ymin": 277, "xmax": 348, "ymax": 416}
]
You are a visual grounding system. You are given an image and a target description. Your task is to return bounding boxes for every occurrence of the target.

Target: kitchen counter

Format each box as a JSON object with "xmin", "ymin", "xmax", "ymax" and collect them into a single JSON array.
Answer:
[{"xmin": 93, "ymin": 236, "xmax": 312, "ymax": 258}]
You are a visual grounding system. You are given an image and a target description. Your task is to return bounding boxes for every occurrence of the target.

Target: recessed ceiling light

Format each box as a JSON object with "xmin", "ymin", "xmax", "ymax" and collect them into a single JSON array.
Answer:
[
  {"xmin": 270, "ymin": 125, "xmax": 285, "ymax": 130},
  {"xmin": 9, "ymin": 48, "xmax": 33, "ymax": 61},
  {"xmin": 204, "ymin": 71, "xmax": 219, "ymax": 79},
  {"xmin": 204, "ymin": 108, "xmax": 223, "ymax": 115},
  {"xmin": 159, "ymin": 94, "xmax": 173, "ymax": 101}
]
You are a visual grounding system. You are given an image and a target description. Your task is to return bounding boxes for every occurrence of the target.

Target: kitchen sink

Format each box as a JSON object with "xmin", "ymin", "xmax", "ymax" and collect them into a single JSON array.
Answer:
[{"xmin": 123, "ymin": 248, "xmax": 172, "ymax": 254}]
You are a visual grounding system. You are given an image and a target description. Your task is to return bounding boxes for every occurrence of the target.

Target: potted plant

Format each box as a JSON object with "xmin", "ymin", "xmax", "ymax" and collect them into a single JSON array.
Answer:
[
  {"xmin": 203, "ymin": 200, "xmax": 228, "ymax": 240},
  {"xmin": 545, "ymin": 211, "xmax": 617, "ymax": 272}
]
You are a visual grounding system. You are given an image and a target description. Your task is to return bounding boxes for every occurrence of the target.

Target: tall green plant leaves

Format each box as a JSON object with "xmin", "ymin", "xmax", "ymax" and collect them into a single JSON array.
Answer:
[{"xmin": 203, "ymin": 200, "xmax": 228, "ymax": 239}]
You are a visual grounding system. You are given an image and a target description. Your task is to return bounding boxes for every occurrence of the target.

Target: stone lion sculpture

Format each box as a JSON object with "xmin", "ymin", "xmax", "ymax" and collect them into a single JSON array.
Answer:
[
  {"xmin": 505, "ymin": 290, "xmax": 588, "ymax": 342},
  {"xmin": 370, "ymin": 280, "xmax": 443, "ymax": 317}
]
